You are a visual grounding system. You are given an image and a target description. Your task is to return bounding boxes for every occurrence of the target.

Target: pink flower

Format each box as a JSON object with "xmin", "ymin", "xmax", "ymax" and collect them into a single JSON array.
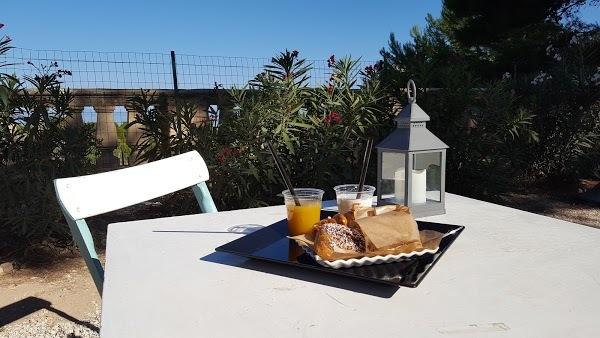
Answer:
[
  {"xmin": 5, "ymin": 35, "xmax": 11, "ymax": 41},
  {"xmin": 327, "ymin": 85, "xmax": 333, "ymax": 92},
  {"xmin": 292, "ymin": 50, "xmax": 299, "ymax": 58},
  {"xmin": 327, "ymin": 55, "xmax": 336, "ymax": 68},
  {"xmin": 325, "ymin": 112, "xmax": 341, "ymax": 125},
  {"xmin": 222, "ymin": 148, "xmax": 230, "ymax": 154},
  {"xmin": 217, "ymin": 155, "xmax": 224, "ymax": 162},
  {"xmin": 0, "ymin": 24, "xmax": 4, "ymax": 29},
  {"xmin": 233, "ymin": 149, "xmax": 240, "ymax": 155}
]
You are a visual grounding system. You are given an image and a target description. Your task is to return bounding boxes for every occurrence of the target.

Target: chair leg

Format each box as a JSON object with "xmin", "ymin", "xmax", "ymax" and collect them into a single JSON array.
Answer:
[
  {"xmin": 66, "ymin": 218, "xmax": 104, "ymax": 295},
  {"xmin": 192, "ymin": 182, "xmax": 218, "ymax": 213}
]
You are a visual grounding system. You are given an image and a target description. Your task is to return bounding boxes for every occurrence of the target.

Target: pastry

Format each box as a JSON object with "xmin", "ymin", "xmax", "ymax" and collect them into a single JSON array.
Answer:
[
  {"xmin": 343, "ymin": 210, "xmax": 355, "ymax": 223},
  {"xmin": 312, "ymin": 216, "xmax": 335, "ymax": 237},
  {"xmin": 332, "ymin": 213, "xmax": 348, "ymax": 226},
  {"xmin": 311, "ymin": 213, "xmax": 349, "ymax": 237},
  {"xmin": 313, "ymin": 223, "xmax": 366, "ymax": 260},
  {"xmin": 300, "ymin": 205, "xmax": 428, "ymax": 260}
]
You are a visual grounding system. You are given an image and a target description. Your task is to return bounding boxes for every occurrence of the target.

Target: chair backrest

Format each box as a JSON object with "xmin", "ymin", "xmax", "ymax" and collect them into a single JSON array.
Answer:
[{"xmin": 54, "ymin": 151, "xmax": 217, "ymax": 295}]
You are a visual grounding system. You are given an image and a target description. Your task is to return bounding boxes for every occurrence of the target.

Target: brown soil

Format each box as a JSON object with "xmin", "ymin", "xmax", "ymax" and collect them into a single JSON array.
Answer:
[
  {"xmin": 0, "ymin": 255, "xmax": 103, "ymax": 336},
  {"xmin": 0, "ymin": 187, "xmax": 598, "ymax": 335},
  {"xmin": 500, "ymin": 182, "xmax": 600, "ymax": 229}
]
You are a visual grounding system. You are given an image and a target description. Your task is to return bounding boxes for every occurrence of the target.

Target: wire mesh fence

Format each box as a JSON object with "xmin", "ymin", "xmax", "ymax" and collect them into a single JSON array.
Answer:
[
  {"xmin": 2, "ymin": 48, "xmax": 375, "ymax": 89},
  {"xmin": 1, "ymin": 47, "xmax": 377, "ymax": 170}
]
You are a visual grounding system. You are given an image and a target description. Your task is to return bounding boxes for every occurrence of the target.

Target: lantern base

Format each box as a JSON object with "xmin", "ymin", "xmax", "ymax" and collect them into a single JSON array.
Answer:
[
  {"xmin": 410, "ymin": 207, "xmax": 446, "ymax": 218},
  {"xmin": 377, "ymin": 197, "xmax": 446, "ymax": 218}
]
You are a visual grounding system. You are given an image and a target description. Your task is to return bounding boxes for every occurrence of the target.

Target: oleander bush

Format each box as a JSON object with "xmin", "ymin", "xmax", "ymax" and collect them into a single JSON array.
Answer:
[
  {"xmin": 0, "ymin": 31, "xmax": 99, "ymax": 260},
  {"xmin": 514, "ymin": 25, "xmax": 600, "ymax": 181},
  {"xmin": 126, "ymin": 50, "xmax": 391, "ymax": 211}
]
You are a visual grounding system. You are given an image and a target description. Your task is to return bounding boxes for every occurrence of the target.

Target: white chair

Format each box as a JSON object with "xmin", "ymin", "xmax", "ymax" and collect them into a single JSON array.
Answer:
[{"xmin": 54, "ymin": 151, "xmax": 217, "ymax": 295}]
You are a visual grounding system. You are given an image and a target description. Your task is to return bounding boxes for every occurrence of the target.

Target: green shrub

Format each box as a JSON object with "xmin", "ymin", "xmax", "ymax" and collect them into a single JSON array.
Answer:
[
  {"xmin": 380, "ymin": 22, "xmax": 538, "ymax": 201},
  {"xmin": 0, "ymin": 55, "xmax": 99, "ymax": 257},
  {"xmin": 226, "ymin": 52, "xmax": 390, "ymax": 200},
  {"xmin": 513, "ymin": 26, "xmax": 600, "ymax": 181},
  {"xmin": 126, "ymin": 50, "xmax": 391, "ymax": 210},
  {"xmin": 113, "ymin": 122, "xmax": 132, "ymax": 165},
  {"xmin": 379, "ymin": 14, "xmax": 600, "ymax": 200}
]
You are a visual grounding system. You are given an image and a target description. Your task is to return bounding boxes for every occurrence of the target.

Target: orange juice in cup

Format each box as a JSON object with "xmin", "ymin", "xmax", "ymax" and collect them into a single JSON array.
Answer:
[{"xmin": 283, "ymin": 188, "xmax": 324, "ymax": 236}]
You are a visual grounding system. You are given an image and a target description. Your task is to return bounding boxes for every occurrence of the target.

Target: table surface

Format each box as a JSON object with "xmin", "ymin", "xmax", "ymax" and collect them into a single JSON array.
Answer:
[{"xmin": 100, "ymin": 194, "xmax": 600, "ymax": 337}]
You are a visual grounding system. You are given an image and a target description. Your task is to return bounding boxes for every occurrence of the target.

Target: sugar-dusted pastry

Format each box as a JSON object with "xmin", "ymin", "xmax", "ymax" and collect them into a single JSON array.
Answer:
[
  {"xmin": 312, "ymin": 216, "xmax": 335, "ymax": 237},
  {"xmin": 314, "ymin": 223, "xmax": 366, "ymax": 260}
]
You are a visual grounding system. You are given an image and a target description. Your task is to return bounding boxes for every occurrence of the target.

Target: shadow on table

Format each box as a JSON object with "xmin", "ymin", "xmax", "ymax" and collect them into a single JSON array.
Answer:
[
  {"xmin": 153, "ymin": 224, "xmax": 265, "ymax": 235},
  {"xmin": 201, "ymin": 252, "xmax": 400, "ymax": 298},
  {"xmin": 0, "ymin": 296, "xmax": 99, "ymax": 332}
]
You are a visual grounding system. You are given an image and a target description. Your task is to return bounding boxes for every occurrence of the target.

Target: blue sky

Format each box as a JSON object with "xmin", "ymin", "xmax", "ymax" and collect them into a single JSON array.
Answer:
[
  {"xmin": 1, "ymin": 1, "xmax": 445, "ymax": 62},
  {"xmin": 3, "ymin": 1, "xmax": 599, "ymax": 62},
  {"xmin": 2, "ymin": 1, "xmax": 599, "ymax": 62}
]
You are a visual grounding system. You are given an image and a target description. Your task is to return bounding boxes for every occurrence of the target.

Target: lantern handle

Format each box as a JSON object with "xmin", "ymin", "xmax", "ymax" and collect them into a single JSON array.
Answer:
[{"xmin": 407, "ymin": 79, "xmax": 417, "ymax": 103}]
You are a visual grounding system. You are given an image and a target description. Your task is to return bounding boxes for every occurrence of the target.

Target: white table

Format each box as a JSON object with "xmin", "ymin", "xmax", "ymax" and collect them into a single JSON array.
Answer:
[{"xmin": 100, "ymin": 194, "xmax": 600, "ymax": 337}]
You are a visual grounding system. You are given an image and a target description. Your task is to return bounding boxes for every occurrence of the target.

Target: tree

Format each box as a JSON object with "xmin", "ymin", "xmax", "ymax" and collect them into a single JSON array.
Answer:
[
  {"xmin": 440, "ymin": 0, "xmax": 599, "ymax": 76},
  {"xmin": 443, "ymin": 0, "xmax": 599, "ymax": 46},
  {"xmin": 379, "ymin": 15, "xmax": 470, "ymax": 91},
  {"xmin": 378, "ymin": 1, "xmax": 600, "ymax": 198}
]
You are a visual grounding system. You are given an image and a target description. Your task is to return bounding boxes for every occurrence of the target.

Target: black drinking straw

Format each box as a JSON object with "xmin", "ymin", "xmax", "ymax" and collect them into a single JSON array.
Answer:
[
  {"xmin": 357, "ymin": 139, "xmax": 373, "ymax": 199},
  {"xmin": 266, "ymin": 139, "xmax": 301, "ymax": 206}
]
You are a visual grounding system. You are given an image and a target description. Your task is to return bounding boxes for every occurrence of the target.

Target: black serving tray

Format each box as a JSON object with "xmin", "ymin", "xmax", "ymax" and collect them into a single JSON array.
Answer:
[{"xmin": 215, "ymin": 211, "xmax": 464, "ymax": 287}]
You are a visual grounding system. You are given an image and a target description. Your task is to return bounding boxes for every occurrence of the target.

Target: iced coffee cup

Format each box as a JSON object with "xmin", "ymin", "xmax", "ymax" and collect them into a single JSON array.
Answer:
[
  {"xmin": 334, "ymin": 184, "xmax": 375, "ymax": 214},
  {"xmin": 283, "ymin": 188, "xmax": 324, "ymax": 236}
]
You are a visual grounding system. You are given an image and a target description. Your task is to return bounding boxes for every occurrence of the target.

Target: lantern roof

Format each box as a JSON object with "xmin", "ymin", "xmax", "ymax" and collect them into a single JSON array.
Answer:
[
  {"xmin": 377, "ymin": 80, "xmax": 448, "ymax": 151},
  {"xmin": 395, "ymin": 102, "xmax": 430, "ymax": 124},
  {"xmin": 376, "ymin": 127, "xmax": 448, "ymax": 151}
]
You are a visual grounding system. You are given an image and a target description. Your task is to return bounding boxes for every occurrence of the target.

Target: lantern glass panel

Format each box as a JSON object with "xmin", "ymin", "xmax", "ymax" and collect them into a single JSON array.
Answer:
[
  {"xmin": 380, "ymin": 151, "xmax": 406, "ymax": 204},
  {"xmin": 412, "ymin": 152, "xmax": 442, "ymax": 203}
]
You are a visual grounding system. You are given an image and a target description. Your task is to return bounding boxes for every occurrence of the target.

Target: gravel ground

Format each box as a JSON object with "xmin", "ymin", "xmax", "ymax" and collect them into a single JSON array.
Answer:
[
  {"xmin": 500, "ymin": 185, "xmax": 600, "ymax": 229},
  {"xmin": 0, "ymin": 308, "xmax": 100, "ymax": 338},
  {"xmin": 0, "ymin": 256, "xmax": 102, "ymax": 338}
]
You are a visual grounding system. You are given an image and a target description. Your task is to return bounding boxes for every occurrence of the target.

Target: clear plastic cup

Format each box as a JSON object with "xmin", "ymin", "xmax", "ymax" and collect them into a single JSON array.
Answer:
[
  {"xmin": 283, "ymin": 188, "xmax": 324, "ymax": 236},
  {"xmin": 334, "ymin": 184, "xmax": 376, "ymax": 214}
]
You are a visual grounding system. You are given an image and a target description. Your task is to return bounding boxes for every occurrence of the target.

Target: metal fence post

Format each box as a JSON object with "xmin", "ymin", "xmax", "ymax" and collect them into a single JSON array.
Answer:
[
  {"xmin": 171, "ymin": 51, "xmax": 179, "ymax": 95},
  {"xmin": 171, "ymin": 50, "xmax": 182, "ymax": 154}
]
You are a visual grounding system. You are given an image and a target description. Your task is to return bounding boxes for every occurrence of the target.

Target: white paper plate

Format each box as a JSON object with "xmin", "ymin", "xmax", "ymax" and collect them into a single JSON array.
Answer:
[{"xmin": 294, "ymin": 242, "xmax": 439, "ymax": 269}]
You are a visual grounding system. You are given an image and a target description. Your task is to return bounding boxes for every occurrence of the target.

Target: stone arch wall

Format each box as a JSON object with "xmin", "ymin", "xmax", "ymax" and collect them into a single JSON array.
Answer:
[{"xmin": 67, "ymin": 89, "xmax": 219, "ymax": 171}]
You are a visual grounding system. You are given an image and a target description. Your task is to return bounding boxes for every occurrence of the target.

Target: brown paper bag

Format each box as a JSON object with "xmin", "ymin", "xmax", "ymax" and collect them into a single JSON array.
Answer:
[{"xmin": 350, "ymin": 205, "xmax": 422, "ymax": 256}]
